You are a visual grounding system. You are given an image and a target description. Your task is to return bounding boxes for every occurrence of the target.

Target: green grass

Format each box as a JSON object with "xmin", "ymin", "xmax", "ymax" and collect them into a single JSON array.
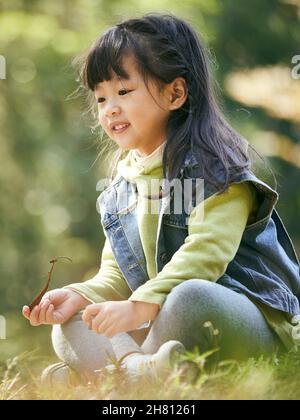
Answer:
[
  {"xmin": 1, "ymin": 346, "xmax": 300, "ymax": 400},
  {"xmin": 2, "ymin": 312, "xmax": 300, "ymax": 400}
]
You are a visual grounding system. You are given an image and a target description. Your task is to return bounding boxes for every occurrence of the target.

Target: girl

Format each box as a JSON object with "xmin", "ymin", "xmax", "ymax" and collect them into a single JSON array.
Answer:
[{"xmin": 23, "ymin": 13, "xmax": 300, "ymax": 386}]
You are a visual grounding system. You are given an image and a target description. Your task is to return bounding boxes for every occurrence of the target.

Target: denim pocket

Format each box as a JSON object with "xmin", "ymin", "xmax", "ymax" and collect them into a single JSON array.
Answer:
[{"xmin": 163, "ymin": 213, "xmax": 188, "ymax": 229}]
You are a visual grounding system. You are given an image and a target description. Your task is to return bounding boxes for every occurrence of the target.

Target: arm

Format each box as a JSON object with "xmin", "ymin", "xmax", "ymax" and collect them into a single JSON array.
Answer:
[
  {"xmin": 128, "ymin": 181, "xmax": 257, "ymax": 308},
  {"xmin": 64, "ymin": 237, "xmax": 132, "ymax": 303}
]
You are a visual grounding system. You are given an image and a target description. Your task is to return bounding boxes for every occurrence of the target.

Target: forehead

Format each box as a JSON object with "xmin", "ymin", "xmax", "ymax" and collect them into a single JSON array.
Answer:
[{"xmin": 94, "ymin": 55, "xmax": 140, "ymax": 92}]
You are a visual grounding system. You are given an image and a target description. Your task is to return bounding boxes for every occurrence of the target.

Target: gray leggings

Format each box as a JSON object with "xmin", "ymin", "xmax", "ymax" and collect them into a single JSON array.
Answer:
[{"xmin": 51, "ymin": 280, "xmax": 284, "ymax": 378}]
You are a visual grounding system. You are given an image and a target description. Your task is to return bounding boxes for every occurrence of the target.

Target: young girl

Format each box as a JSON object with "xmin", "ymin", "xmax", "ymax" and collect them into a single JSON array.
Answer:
[{"xmin": 23, "ymin": 12, "xmax": 300, "ymax": 385}]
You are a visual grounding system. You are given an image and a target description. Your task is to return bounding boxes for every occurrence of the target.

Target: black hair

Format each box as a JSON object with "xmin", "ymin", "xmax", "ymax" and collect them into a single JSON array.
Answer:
[{"xmin": 76, "ymin": 12, "xmax": 276, "ymax": 193}]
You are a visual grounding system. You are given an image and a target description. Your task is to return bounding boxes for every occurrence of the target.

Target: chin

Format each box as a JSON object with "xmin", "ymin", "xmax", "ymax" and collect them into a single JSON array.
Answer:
[{"xmin": 116, "ymin": 139, "xmax": 140, "ymax": 151}]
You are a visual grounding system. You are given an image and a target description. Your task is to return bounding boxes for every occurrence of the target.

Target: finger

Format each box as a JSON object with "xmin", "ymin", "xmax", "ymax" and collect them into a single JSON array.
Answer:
[
  {"xmin": 22, "ymin": 306, "xmax": 30, "ymax": 320},
  {"xmin": 45, "ymin": 304, "xmax": 55, "ymax": 324},
  {"xmin": 82, "ymin": 304, "xmax": 102, "ymax": 320},
  {"xmin": 91, "ymin": 313, "xmax": 106, "ymax": 333},
  {"xmin": 40, "ymin": 293, "xmax": 51, "ymax": 306},
  {"xmin": 41, "ymin": 289, "xmax": 56, "ymax": 305},
  {"xmin": 38, "ymin": 299, "xmax": 51, "ymax": 324},
  {"xmin": 82, "ymin": 305, "xmax": 102, "ymax": 324},
  {"xmin": 96, "ymin": 322, "xmax": 112, "ymax": 337},
  {"xmin": 29, "ymin": 305, "xmax": 41, "ymax": 326},
  {"xmin": 95, "ymin": 318, "xmax": 110, "ymax": 335},
  {"xmin": 81, "ymin": 310, "xmax": 91, "ymax": 327}
]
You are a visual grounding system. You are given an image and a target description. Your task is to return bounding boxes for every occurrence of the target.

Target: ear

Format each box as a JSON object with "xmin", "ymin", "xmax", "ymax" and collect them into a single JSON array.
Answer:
[{"xmin": 167, "ymin": 77, "xmax": 188, "ymax": 111}]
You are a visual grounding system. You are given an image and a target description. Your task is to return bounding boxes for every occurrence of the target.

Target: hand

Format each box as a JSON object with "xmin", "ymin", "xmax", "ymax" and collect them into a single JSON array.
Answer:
[
  {"xmin": 82, "ymin": 300, "xmax": 160, "ymax": 338},
  {"xmin": 22, "ymin": 288, "xmax": 91, "ymax": 326}
]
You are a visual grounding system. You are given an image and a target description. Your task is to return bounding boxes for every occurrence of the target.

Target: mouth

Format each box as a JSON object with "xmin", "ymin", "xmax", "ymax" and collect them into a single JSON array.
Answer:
[{"xmin": 112, "ymin": 123, "xmax": 130, "ymax": 134}]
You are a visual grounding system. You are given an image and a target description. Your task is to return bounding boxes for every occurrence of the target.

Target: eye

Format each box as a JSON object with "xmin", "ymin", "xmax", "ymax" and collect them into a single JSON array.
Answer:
[
  {"xmin": 119, "ymin": 89, "xmax": 130, "ymax": 96},
  {"xmin": 97, "ymin": 89, "xmax": 131, "ymax": 104}
]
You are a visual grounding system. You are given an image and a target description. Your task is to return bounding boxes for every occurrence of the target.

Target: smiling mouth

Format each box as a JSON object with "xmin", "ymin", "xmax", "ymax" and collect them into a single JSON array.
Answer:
[{"xmin": 113, "ymin": 123, "xmax": 130, "ymax": 133}]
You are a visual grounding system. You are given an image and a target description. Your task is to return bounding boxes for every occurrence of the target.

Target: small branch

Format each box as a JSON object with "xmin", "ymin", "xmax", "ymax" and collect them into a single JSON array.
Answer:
[{"xmin": 28, "ymin": 256, "xmax": 72, "ymax": 311}]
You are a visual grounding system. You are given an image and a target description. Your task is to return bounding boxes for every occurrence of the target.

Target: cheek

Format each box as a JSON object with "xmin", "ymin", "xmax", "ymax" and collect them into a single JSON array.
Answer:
[
  {"xmin": 98, "ymin": 113, "xmax": 109, "ymax": 131},
  {"xmin": 98, "ymin": 110, "xmax": 104, "ymax": 124},
  {"xmin": 130, "ymin": 104, "xmax": 150, "ymax": 126}
]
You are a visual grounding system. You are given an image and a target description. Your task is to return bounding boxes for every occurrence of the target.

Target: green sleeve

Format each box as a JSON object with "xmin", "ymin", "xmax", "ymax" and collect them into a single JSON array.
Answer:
[
  {"xmin": 129, "ymin": 181, "xmax": 256, "ymax": 308},
  {"xmin": 64, "ymin": 237, "xmax": 132, "ymax": 303}
]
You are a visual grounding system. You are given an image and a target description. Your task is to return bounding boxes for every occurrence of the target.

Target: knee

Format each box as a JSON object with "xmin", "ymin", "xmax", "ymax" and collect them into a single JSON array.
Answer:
[
  {"xmin": 162, "ymin": 279, "xmax": 229, "ymax": 326},
  {"xmin": 166, "ymin": 279, "xmax": 220, "ymax": 309},
  {"xmin": 51, "ymin": 311, "xmax": 115, "ymax": 375},
  {"xmin": 52, "ymin": 312, "xmax": 83, "ymax": 341},
  {"xmin": 153, "ymin": 280, "xmax": 225, "ymax": 353},
  {"xmin": 51, "ymin": 312, "xmax": 84, "ymax": 360}
]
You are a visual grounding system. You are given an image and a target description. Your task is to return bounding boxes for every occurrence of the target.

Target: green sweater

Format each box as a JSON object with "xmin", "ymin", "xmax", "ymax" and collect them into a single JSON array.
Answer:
[{"xmin": 66, "ymin": 142, "xmax": 298, "ymax": 351}]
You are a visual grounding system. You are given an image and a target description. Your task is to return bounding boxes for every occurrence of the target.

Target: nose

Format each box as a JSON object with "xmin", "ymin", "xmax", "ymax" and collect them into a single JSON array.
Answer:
[{"xmin": 105, "ymin": 103, "xmax": 121, "ymax": 118}]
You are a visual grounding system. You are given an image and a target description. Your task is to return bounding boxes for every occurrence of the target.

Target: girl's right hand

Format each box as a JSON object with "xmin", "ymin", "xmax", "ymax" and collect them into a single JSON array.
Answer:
[{"xmin": 22, "ymin": 288, "xmax": 91, "ymax": 326}]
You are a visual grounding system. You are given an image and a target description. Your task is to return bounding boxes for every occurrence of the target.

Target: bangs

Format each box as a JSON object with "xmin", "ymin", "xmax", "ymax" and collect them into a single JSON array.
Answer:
[{"xmin": 82, "ymin": 27, "xmax": 132, "ymax": 91}]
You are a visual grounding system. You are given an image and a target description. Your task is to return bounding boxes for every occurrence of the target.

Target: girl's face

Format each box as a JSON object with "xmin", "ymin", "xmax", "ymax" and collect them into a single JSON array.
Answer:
[{"xmin": 94, "ymin": 54, "xmax": 171, "ymax": 156}]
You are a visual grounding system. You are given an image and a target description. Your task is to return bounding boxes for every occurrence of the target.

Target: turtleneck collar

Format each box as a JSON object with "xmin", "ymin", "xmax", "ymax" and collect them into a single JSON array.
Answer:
[
  {"xmin": 116, "ymin": 140, "xmax": 166, "ymax": 182},
  {"xmin": 132, "ymin": 141, "xmax": 166, "ymax": 168}
]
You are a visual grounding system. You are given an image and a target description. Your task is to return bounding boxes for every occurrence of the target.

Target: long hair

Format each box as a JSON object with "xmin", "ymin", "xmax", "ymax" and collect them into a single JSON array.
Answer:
[{"xmin": 75, "ymin": 12, "xmax": 276, "ymax": 193}]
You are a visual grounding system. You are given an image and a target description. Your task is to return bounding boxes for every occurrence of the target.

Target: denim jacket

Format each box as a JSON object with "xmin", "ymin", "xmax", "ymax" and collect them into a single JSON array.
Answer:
[{"xmin": 97, "ymin": 150, "xmax": 300, "ymax": 316}]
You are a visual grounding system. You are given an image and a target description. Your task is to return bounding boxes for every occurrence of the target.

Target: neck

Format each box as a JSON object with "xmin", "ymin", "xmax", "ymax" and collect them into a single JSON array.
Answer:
[{"xmin": 135, "ymin": 140, "xmax": 166, "ymax": 158}]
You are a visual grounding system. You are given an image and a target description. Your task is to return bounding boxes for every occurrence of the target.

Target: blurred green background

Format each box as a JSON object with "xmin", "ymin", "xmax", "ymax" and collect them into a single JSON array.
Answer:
[{"xmin": 0, "ymin": 0, "xmax": 299, "ymax": 362}]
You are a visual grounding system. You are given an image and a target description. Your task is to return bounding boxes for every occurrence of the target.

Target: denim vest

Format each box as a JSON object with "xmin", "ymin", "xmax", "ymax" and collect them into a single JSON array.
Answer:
[{"xmin": 97, "ymin": 150, "xmax": 300, "ymax": 316}]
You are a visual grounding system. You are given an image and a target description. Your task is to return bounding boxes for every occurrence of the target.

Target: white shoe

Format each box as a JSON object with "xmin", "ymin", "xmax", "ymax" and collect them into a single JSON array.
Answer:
[
  {"xmin": 40, "ymin": 362, "xmax": 81, "ymax": 387},
  {"xmin": 118, "ymin": 340, "xmax": 198, "ymax": 382}
]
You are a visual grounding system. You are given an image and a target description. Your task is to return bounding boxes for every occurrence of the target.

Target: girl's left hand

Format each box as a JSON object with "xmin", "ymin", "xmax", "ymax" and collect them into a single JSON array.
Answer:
[{"xmin": 81, "ymin": 300, "xmax": 160, "ymax": 338}]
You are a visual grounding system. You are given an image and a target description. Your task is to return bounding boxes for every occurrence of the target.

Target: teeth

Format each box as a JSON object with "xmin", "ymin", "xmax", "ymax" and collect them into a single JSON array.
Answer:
[{"xmin": 114, "ymin": 124, "xmax": 128, "ymax": 130}]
